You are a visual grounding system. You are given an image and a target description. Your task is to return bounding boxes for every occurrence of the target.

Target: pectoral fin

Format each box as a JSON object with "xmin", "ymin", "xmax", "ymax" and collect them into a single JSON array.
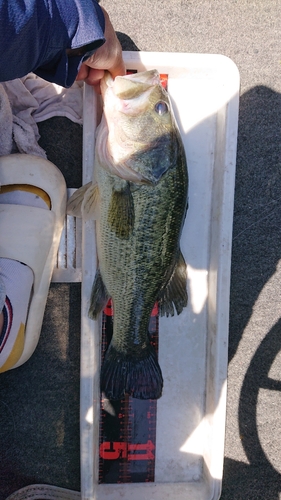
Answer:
[
  {"xmin": 67, "ymin": 182, "xmax": 100, "ymax": 220},
  {"xmin": 158, "ymin": 250, "xmax": 188, "ymax": 317},
  {"xmin": 67, "ymin": 182, "xmax": 92, "ymax": 218},
  {"xmin": 108, "ymin": 183, "xmax": 134, "ymax": 238},
  {"xmin": 82, "ymin": 182, "xmax": 100, "ymax": 220},
  {"xmin": 89, "ymin": 268, "xmax": 110, "ymax": 319}
]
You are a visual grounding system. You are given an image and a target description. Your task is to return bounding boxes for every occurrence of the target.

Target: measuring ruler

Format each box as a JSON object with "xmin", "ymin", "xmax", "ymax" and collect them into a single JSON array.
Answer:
[
  {"xmin": 99, "ymin": 300, "xmax": 158, "ymax": 483},
  {"xmin": 98, "ymin": 72, "xmax": 168, "ymax": 484}
]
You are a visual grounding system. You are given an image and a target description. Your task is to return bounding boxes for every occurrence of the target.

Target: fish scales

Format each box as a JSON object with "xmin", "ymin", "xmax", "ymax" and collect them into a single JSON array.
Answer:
[
  {"xmin": 67, "ymin": 70, "xmax": 188, "ymax": 400},
  {"xmin": 97, "ymin": 152, "xmax": 186, "ymax": 350}
]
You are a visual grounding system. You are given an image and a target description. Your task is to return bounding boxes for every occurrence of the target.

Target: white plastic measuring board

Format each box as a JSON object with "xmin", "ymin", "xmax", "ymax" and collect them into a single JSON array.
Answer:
[{"xmin": 80, "ymin": 52, "xmax": 240, "ymax": 500}]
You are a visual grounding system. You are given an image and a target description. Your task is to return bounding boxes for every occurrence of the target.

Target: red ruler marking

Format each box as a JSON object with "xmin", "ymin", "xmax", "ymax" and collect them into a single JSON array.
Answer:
[
  {"xmin": 160, "ymin": 74, "xmax": 168, "ymax": 90},
  {"xmin": 99, "ymin": 71, "xmax": 168, "ymax": 484}
]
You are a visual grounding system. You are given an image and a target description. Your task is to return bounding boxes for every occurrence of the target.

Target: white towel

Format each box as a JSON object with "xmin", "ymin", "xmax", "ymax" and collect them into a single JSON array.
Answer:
[
  {"xmin": 0, "ymin": 84, "xmax": 13, "ymax": 156},
  {"xmin": 0, "ymin": 74, "xmax": 84, "ymax": 159}
]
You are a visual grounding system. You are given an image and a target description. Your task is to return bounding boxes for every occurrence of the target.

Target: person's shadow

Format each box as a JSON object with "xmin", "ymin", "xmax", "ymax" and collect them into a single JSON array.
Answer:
[
  {"xmin": 115, "ymin": 35, "xmax": 281, "ymax": 497},
  {"xmin": 222, "ymin": 85, "xmax": 281, "ymax": 498},
  {"xmin": 115, "ymin": 34, "xmax": 281, "ymax": 497}
]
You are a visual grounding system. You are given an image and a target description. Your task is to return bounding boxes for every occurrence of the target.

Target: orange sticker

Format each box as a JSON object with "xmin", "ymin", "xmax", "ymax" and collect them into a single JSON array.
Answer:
[{"xmin": 160, "ymin": 73, "xmax": 168, "ymax": 90}]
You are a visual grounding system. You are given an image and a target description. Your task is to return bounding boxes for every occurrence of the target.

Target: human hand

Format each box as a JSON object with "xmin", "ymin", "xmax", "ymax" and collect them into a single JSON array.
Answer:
[{"xmin": 76, "ymin": 7, "xmax": 125, "ymax": 92}]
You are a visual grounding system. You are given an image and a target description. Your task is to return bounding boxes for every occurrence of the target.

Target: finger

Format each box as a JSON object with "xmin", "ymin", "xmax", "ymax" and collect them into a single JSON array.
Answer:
[
  {"xmin": 76, "ymin": 63, "xmax": 89, "ymax": 81},
  {"xmin": 84, "ymin": 68, "xmax": 105, "ymax": 87},
  {"xmin": 107, "ymin": 58, "xmax": 126, "ymax": 80},
  {"xmin": 76, "ymin": 65, "xmax": 104, "ymax": 90}
]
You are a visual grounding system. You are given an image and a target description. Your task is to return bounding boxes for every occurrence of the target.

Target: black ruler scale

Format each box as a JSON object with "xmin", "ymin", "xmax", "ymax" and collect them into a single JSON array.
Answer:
[{"xmin": 98, "ymin": 71, "xmax": 168, "ymax": 485}]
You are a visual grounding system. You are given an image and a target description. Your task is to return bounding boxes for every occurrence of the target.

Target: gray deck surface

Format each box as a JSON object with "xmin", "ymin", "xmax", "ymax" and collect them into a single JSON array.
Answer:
[{"xmin": 1, "ymin": 1, "xmax": 281, "ymax": 498}]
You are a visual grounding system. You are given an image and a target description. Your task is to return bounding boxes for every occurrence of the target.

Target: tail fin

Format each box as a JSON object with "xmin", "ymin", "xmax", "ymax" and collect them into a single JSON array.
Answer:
[{"xmin": 101, "ymin": 344, "xmax": 163, "ymax": 400}]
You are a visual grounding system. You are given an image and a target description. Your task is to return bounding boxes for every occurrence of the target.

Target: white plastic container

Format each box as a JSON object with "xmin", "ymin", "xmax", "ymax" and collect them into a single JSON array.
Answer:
[{"xmin": 80, "ymin": 52, "xmax": 240, "ymax": 500}]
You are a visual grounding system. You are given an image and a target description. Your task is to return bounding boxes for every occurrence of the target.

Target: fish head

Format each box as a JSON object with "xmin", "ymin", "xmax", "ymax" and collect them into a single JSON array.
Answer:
[{"xmin": 97, "ymin": 70, "xmax": 181, "ymax": 185}]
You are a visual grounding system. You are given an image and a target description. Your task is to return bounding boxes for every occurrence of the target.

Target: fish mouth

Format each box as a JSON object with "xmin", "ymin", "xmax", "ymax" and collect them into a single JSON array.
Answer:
[
  {"xmin": 102, "ymin": 70, "xmax": 161, "ymax": 100},
  {"xmin": 100, "ymin": 71, "xmax": 114, "ymax": 98},
  {"xmin": 113, "ymin": 70, "xmax": 161, "ymax": 100}
]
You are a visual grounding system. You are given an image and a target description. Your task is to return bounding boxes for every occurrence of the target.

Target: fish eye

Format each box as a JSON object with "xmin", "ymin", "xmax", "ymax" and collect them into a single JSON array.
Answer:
[{"xmin": 154, "ymin": 101, "xmax": 169, "ymax": 115}]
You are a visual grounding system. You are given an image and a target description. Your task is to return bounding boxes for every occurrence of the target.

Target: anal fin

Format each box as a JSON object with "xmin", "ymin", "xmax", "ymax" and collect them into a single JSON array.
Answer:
[
  {"xmin": 158, "ymin": 250, "xmax": 188, "ymax": 317},
  {"xmin": 89, "ymin": 268, "xmax": 110, "ymax": 319}
]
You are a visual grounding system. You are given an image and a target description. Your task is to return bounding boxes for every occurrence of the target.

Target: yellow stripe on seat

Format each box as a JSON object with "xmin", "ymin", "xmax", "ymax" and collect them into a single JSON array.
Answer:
[
  {"xmin": 0, "ymin": 323, "xmax": 25, "ymax": 373},
  {"xmin": 0, "ymin": 184, "xmax": 51, "ymax": 209}
]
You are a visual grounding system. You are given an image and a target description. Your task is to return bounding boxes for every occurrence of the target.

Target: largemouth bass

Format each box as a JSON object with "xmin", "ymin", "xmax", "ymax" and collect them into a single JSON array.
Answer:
[{"xmin": 68, "ymin": 70, "xmax": 188, "ymax": 400}]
